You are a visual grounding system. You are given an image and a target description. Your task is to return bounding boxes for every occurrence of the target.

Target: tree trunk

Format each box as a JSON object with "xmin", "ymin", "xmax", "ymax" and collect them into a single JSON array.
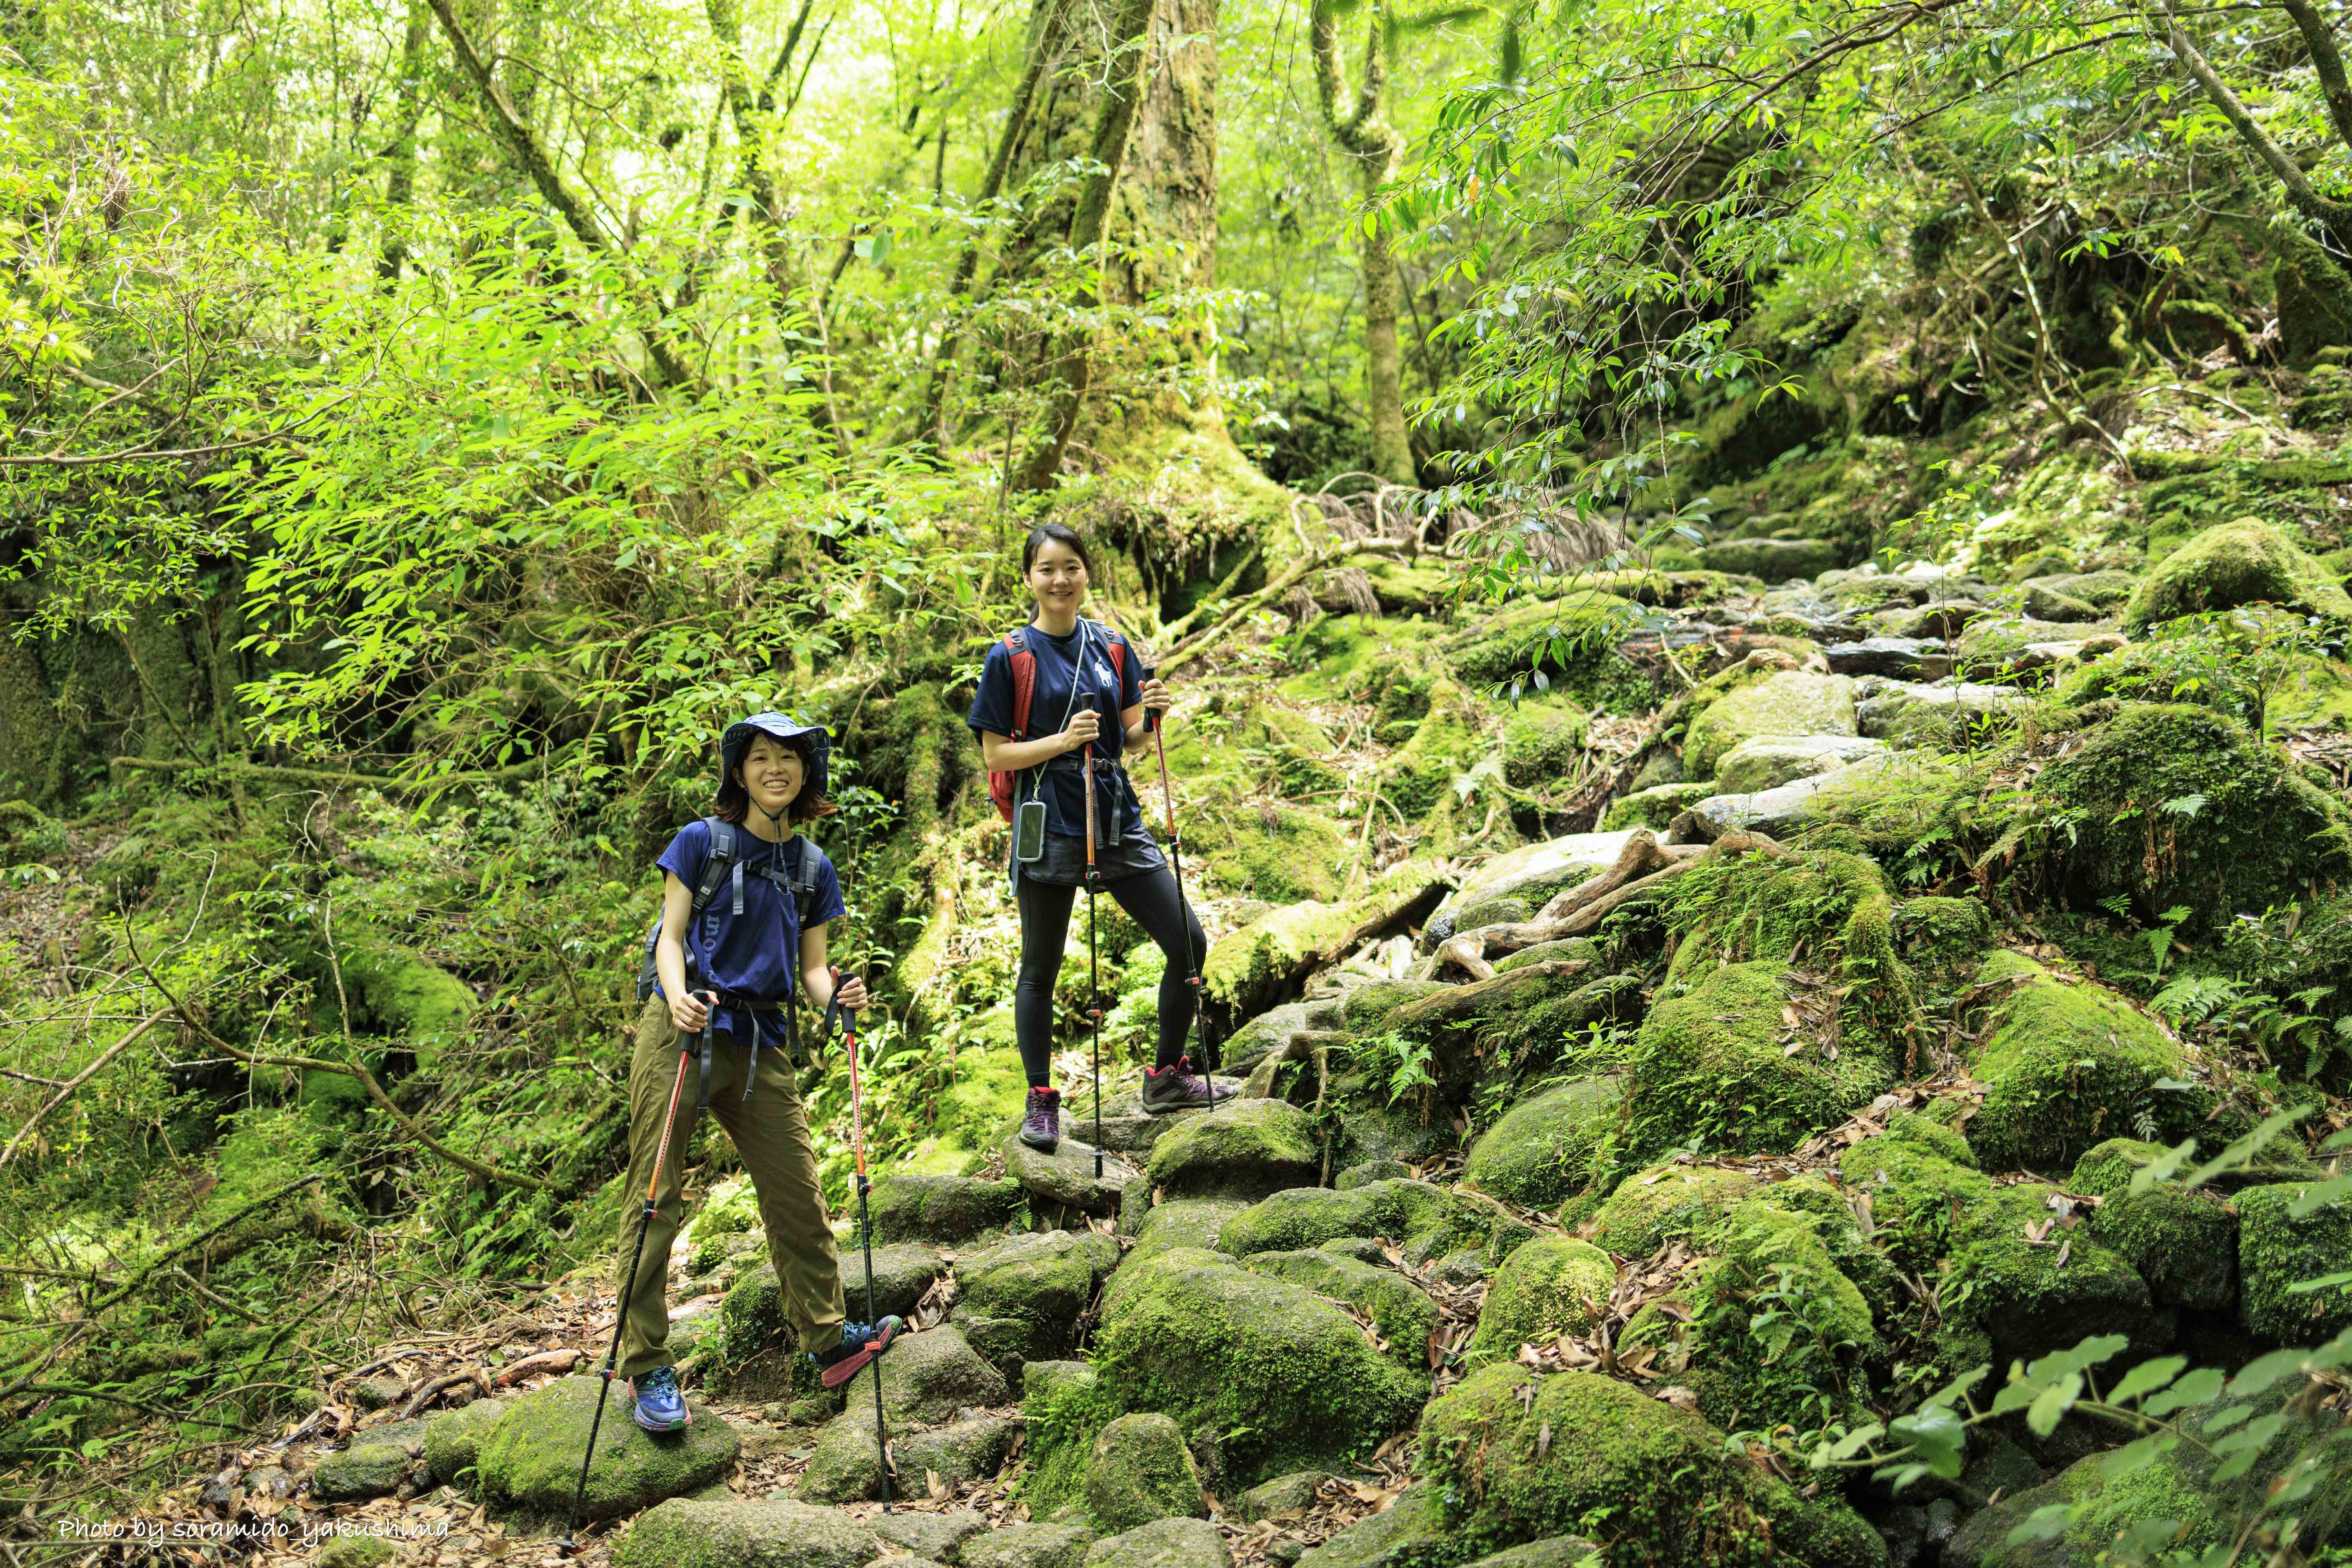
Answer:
[
  {"xmin": 1310, "ymin": 0, "xmax": 1414, "ymax": 486},
  {"xmin": 377, "ymin": 0, "xmax": 429, "ymax": 284}
]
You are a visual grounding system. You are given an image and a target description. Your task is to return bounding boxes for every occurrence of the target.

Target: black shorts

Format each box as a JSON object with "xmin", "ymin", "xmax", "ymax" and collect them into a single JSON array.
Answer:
[{"xmin": 1017, "ymin": 826, "xmax": 1168, "ymax": 887}]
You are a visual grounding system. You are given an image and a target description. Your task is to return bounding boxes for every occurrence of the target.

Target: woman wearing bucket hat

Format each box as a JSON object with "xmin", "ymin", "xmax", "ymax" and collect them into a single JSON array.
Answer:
[{"xmin": 612, "ymin": 713, "xmax": 897, "ymax": 1433}]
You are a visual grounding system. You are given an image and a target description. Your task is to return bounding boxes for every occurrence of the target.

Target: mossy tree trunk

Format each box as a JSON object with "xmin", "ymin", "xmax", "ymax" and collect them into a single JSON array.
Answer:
[{"xmin": 1310, "ymin": 0, "xmax": 1413, "ymax": 486}]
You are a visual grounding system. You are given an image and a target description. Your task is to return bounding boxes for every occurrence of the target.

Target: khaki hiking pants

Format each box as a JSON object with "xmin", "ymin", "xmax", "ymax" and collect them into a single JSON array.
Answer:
[{"xmin": 615, "ymin": 994, "xmax": 844, "ymax": 1377}]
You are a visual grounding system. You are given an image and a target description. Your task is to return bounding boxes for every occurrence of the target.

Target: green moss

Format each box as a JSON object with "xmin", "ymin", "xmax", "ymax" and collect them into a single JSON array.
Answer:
[
  {"xmin": 1501, "ymin": 702, "xmax": 1590, "ymax": 789},
  {"xmin": 2123, "ymin": 518, "xmax": 2352, "ymax": 633},
  {"xmin": 1463, "ymin": 1076, "xmax": 1626, "ymax": 1211},
  {"xmin": 1085, "ymin": 1412, "xmax": 1206, "ymax": 1530},
  {"xmin": 1204, "ymin": 858, "xmax": 1446, "ymax": 1014},
  {"xmin": 1943, "ymin": 1186, "xmax": 2168, "ymax": 1364},
  {"xmin": 1600, "ymin": 782, "xmax": 1715, "ymax": 831},
  {"xmin": 1440, "ymin": 593, "xmax": 1638, "ymax": 692},
  {"xmin": 1220, "ymin": 1179, "xmax": 1513, "ymax": 1265},
  {"xmin": 337, "ymin": 936, "xmax": 475, "ymax": 1066},
  {"xmin": 1491, "ymin": 936, "xmax": 1602, "ymax": 976},
  {"xmin": 2087, "ymin": 1186, "xmax": 2236, "ymax": 1312},
  {"xmin": 1587, "ymin": 1164, "xmax": 1760, "ymax": 1256},
  {"xmin": 1835, "ymin": 1134, "xmax": 1991, "ymax": 1270},
  {"xmin": 1624, "ymin": 962, "xmax": 1894, "ymax": 1158},
  {"xmin": 2066, "ymin": 1137, "xmax": 2172, "ymax": 1198},
  {"xmin": 1660, "ymin": 846, "xmax": 1917, "ymax": 1042},
  {"xmin": 1895, "ymin": 897, "xmax": 1993, "ymax": 979},
  {"xmin": 1379, "ymin": 677, "xmax": 1485, "ymax": 822},
  {"xmin": 1240, "ymin": 1249, "xmax": 1439, "ymax": 1368},
  {"xmin": 1091, "ymin": 1247, "xmax": 1428, "ymax": 1486},
  {"xmin": 1418, "ymin": 1365, "xmax": 1882, "ymax": 1568},
  {"xmin": 864, "ymin": 1174, "xmax": 1027, "ymax": 1247},
  {"xmin": 898, "ymin": 1034, "xmax": 1030, "ymax": 1176},
  {"xmin": 2237, "ymin": 1181, "xmax": 2352, "ymax": 1341},
  {"xmin": 1466, "ymin": 1236, "xmax": 1617, "ymax": 1361},
  {"xmin": 1682, "ymin": 672, "xmax": 1856, "ymax": 780},
  {"xmin": 2036, "ymin": 704, "xmax": 2352, "ymax": 925},
  {"xmin": 1144, "ymin": 1098, "xmax": 1318, "ymax": 1201},
  {"xmin": 1966, "ymin": 952, "xmax": 2204, "ymax": 1172},
  {"xmin": 477, "ymin": 1375, "xmax": 739, "ymax": 1521}
]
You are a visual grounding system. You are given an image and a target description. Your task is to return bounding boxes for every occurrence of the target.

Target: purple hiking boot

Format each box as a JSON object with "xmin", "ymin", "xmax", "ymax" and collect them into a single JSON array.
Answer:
[
  {"xmin": 1141, "ymin": 1056, "xmax": 1239, "ymax": 1114},
  {"xmin": 1019, "ymin": 1086, "xmax": 1062, "ymax": 1152}
]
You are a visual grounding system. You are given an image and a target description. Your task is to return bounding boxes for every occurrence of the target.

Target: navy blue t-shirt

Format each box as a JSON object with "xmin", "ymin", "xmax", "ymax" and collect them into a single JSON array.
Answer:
[
  {"xmin": 653, "ymin": 820, "xmax": 846, "ymax": 1042},
  {"xmin": 967, "ymin": 620, "xmax": 1144, "ymax": 841}
]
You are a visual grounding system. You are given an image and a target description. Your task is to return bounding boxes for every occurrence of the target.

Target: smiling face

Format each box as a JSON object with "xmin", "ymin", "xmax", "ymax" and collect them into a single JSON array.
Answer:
[
  {"xmin": 734, "ymin": 735, "xmax": 806, "ymax": 821},
  {"xmin": 1024, "ymin": 536, "xmax": 1090, "ymax": 614}
]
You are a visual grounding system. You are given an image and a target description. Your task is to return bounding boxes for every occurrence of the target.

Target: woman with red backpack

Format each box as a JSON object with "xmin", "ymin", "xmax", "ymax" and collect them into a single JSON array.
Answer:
[{"xmin": 968, "ymin": 522, "xmax": 1236, "ymax": 1151}]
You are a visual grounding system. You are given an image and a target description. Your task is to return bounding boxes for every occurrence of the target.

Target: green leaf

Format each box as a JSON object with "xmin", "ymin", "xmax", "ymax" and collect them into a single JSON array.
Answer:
[
  {"xmin": 1886, "ymin": 1406, "xmax": 1964, "ymax": 1479},
  {"xmin": 2105, "ymin": 1356, "xmax": 2186, "ymax": 1406},
  {"xmin": 2142, "ymin": 1366, "xmax": 2226, "ymax": 1417},
  {"xmin": 2005, "ymin": 1504, "xmax": 2076, "ymax": 1546},
  {"xmin": 2027, "ymin": 1372, "xmax": 2082, "ymax": 1436}
]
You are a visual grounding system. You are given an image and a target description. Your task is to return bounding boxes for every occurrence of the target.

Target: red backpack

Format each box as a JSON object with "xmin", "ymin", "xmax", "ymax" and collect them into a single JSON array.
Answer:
[{"xmin": 988, "ymin": 624, "xmax": 1127, "ymax": 821}]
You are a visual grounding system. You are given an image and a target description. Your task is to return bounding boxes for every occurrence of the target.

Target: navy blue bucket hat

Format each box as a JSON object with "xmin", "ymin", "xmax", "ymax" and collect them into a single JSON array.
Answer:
[{"xmin": 717, "ymin": 712, "xmax": 831, "ymax": 815}]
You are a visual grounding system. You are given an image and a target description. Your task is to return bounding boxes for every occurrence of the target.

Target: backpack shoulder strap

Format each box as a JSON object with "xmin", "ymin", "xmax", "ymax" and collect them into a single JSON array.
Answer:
[
  {"xmin": 1102, "ymin": 625, "xmax": 1128, "ymax": 679},
  {"xmin": 688, "ymin": 817, "xmax": 737, "ymax": 914},
  {"xmin": 1004, "ymin": 629, "xmax": 1039, "ymax": 741}
]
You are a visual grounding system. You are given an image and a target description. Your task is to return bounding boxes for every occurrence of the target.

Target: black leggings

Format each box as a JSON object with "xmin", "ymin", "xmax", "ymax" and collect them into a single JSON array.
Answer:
[{"xmin": 1014, "ymin": 864, "xmax": 1207, "ymax": 1088}]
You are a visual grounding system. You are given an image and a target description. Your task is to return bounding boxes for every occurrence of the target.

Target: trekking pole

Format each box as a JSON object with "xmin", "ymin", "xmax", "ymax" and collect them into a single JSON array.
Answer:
[
  {"xmin": 561, "ymin": 993, "xmax": 704, "ymax": 1553},
  {"xmin": 1083, "ymin": 740, "xmax": 1104, "ymax": 1179},
  {"xmin": 1139, "ymin": 660, "xmax": 1216, "ymax": 1100},
  {"xmin": 838, "ymin": 975, "xmax": 894, "ymax": 1512}
]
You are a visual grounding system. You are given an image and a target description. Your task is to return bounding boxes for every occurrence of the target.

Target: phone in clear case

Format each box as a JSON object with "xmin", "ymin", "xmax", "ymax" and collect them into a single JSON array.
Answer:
[{"xmin": 1014, "ymin": 797, "xmax": 1047, "ymax": 862}]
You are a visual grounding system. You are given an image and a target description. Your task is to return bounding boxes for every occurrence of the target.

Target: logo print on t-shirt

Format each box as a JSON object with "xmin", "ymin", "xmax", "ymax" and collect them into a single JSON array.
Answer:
[{"xmin": 1093, "ymin": 658, "xmax": 1115, "ymax": 687}]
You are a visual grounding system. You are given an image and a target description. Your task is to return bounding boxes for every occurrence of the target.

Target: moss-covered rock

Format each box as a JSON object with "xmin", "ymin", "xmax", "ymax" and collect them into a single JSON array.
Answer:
[
  {"xmin": 1221, "ymin": 1179, "xmax": 1518, "ymax": 1265},
  {"xmin": 611, "ymin": 1497, "xmax": 894, "ymax": 1568},
  {"xmin": 1502, "ymin": 702, "xmax": 1590, "ymax": 788},
  {"xmin": 876, "ymin": 1326, "xmax": 1012, "ymax": 1423},
  {"xmin": 1338, "ymin": 978, "xmax": 1453, "ymax": 1031},
  {"xmin": 1083, "ymin": 1517, "xmax": 1232, "ymax": 1568},
  {"xmin": 1463, "ymin": 1076, "xmax": 1626, "ymax": 1212},
  {"xmin": 2088, "ymin": 1185, "xmax": 2236, "ymax": 1313},
  {"xmin": 2036, "ymin": 703, "xmax": 2352, "ymax": 926},
  {"xmin": 1234, "ymin": 1470, "xmax": 1330, "ymax": 1523},
  {"xmin": 866, "ymin": 1175, "xmax": 1027, "ymax": 1247},
  {"xmin": 1624, "ymin": 962, "xmax": 1893, "ymax": 1158},
  {"xmin": 1466, "ymin": 1236, "xmax": 1616, "ymax": 1361},
  {"xmin": 963, "ymin": 1524, "xmax": 1100, "ymax": 1568},
  {"xmin": 1089, "ymin": 1247, "xmax": 1429, "ymax": 1485},
  {"xmin": 1490, "ymin": 937, "xmax": 1603, "ymax": 976},
  {"xmin": 421, "ymin": 1396, "xmax": 510, "ymax": 1486},
  {"xmin": 312, "ymin": 1420, "xmax": 426, "ymax": 1502},
  {"xmin": 1587, "ymin": 1164, "xmax": 1760, "ymax": 1256},
  {"xmin": 1203, "ymin": 859, "xmax": 1447, "ymax": 1016},
  {"xmin": 799, "ymin": 1409, "xmax": 1018, "ymax": 1503},
  {"xmin": 1894, "ymin": 896, "xmax": 1993, "ymax": 980},
  {"xmin": 1378, "ymin": 677, "xmax": 1486, "ymax": 820},
  {"xmin": 315, "ymin": 1535, "xmax": 394, "ymax": 1568},
  {"xmin": 338, "ymin": 936, "xmax": 477, "ymax": 1067},
  {"xmin": 1294, "ymin": 1483, "xmax": 1449, "ymax": 1568},
  {"xmin": 1601, "ymin": 782, "xmax": 1716, "ymax": 831},
  {"xmin": 1835, "ymin": 1130, "xmax": 1991, "ymax": 1270},
  {"xmin": 2123, "ymin": 518, "xmax": 2352, "ymax": 633},
  {"xmin": 1418, "ymin": 1365, "xmax": 1883, "ymax": 1567},
  {"xmin": 1965, "ymin": 953, "xmax": 2203, "ymax": 1172},
  {"xmin": 1085, "ymin": 1413, "xmax": 1207, "ymax": 1530},
  {"xmin": 1682, "ymin": 671, "xmax": 1857, "ymax": 780},
  {"xmin": 953, "ymin": 1230, "xmax": 1121, "ymax": 1380},
  {"xmin": 1024, "ymin": 1359, "xmax": 1098, "ymax": 1411},
  {"xmin": 1944, "ymin": 1186, "xmax": 2170, "ymax": 1364},
  {"xmin": 2238, "ymin": 1181, "xmax": 2352, "ymax": 1342},
  {"xmin": 1239, "ymin": 1248, "xmax": 1439, "ymax": 1367},
  {"xmin": 475, "ymin": 1375, "xmax": 739, "ymax": 1522},
  {"xmin": 1127, "ymin": 1198, "xmax": 1247, "ymax": 1263},
  {"xmin": 1144, "ymin": 1098, "xmax": 1319, "ymax": 1201},
  {"xmin": 720, "ymin": 1246, "xmax": 944, "ymax": 1390}
]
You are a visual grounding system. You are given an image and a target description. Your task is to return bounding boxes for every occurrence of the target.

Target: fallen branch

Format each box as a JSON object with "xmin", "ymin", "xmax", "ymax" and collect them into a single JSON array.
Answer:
[
  {"xmin": 0, "ymin": 1011, "xmax": 169, "ymax": 1167},
  {"xmin": 398, "ymin": 1367, "xmax": 494, "ymax": 1419},
  {"xmin": 1462, "ymin": 830, "xmax": 1777, "ymax": 958},
  {"xmin": 492, "ymin": 1347, "xmax": 584, "ymax": 1387}
]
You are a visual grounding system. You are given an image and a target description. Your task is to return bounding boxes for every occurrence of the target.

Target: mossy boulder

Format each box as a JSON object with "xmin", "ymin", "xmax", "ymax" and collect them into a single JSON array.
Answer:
[
  {"xmin": 421, "ymin": 1396, "xmax": 510, "ymax": 1486},
  {"xmin": 1601, "ymin": 782, "xmax": 1716, "ymax": 831},
  {"xmin": 2123, "ymin": 517, "xmax": 2352, "ymax": 633},
  {"xmin": 1144, "ymin": 1098, "xmax": 1319, "ymax": 1201},
  {"xmin": 1127, "ymin": 1197, "xmax": 1247, "ymax": 1263},
  {"xmin": 311, "ymin": 1419, "xmax": 426, "ymax": 1501},
  {"xmin": 1221, "ymin": 1179, "xmax": 1518, "ymax": 1266},
  {"xmin": 1587, "ymin": 1164, "xmax": 1760, "ymax": 1256},
  {"xmin": 1383, "ymin": 964, "xmax": 1641, "ymax": 1106},
  {"xmin": 1378, "ymin": 677, "xmax": 1486, "ymax": 819},
  {"xmin": 1083, "ymin": 1518, "xmax": 1232, "ymax": 1568},
  {"xmin": 964, "ymin": 1524, "xmax": 1100, "ymax": 1568},
  {"xmin": 1696, "ymin": 537, "xmax": 1842, "ymax": 581},
  {"xmin": 1239, "ymin": 1248, "xmax": 1440, "ymax": 1367},
  {"xmin": 953, "ymin": 1229, "xmax": 1121, "ymax": 1380},
  {"xmin": 1085, "ymin": 1413, "xmax": 1207, "ymax": 1530},
  {"xmin": 876, "ymin": 1326, "xmax": 1011, "ymax": 1423},
  {"xmin": 1683, "ymin": 671, "xmax": 1856, "ymax": 780},
  {"xmin": 1944, "ymin": 1186, "xmax": 2170, "ymax": 1364},
  {"xmin": 1491, "ymin": 936, "xmax": 1602, "ymax": 976},
  {"xmin": 1024, "ymin": 1359, "xmax": 1099, "ymax": 1410},
  {"xmin": 1624, "ymin": 962, "xmax": 1893, "ymax": 1158},
  {"xmin": 2037, "ymin": 703, "xmax": 2352, "ymax": 925},
  {"xmin": 1294, "ymin": 1483, "xmax": 1450, "ymax": 1568},
  {"xmin": 611, "ymin": 1497, "xmax": 896, "ymax": 1568},
  {"xmin": 316, "ymin": 1536, "xmax": 394, "ymax": 1568},
  {"xmin": 799, "ymin": 1410, "xmax": 1017, "ymax": 1503},
  {"xmin": 1711, "ymin": 734, "xmax": 1885, "ymax": 795},
  {"xmin": 1502, "ymin": 702, "xmax": 1590, "ymax": 788},
  {"xmin": 475, "ymin": 1375, "xmax": 739, "ymax": 1522},
  {"xmin": 2238, "ymin": 1181, "xmax": 2352, "ymax": 1342},
  {"xmin": 1463, "ymin": 1076, "xmax": 1626, "ymax": 1212},
  {"xmin": 338, "ymin": 937, "xmax": 477, "ymax": 1067},
  {"xmin": 865, "ymin": 1175, "xmax": 1027, "ymax": 1247},
  {"xmin": 1965, "ymin": 953, "xmax": 2203, "ymax": 1172},
  {"xmin": 1203, "ymin": 859, "xmax": 1447, "ymax": 1016},
  {"xmin": 1466, "ymin": 1236, "xmax": 1616, "ymax": 1361},
  {"xmin": 1836, "ymin": 1130, "xmax": 1991, "ymax": 1270},
  {"xmin": 1418, "ymin": 1365, "xmax": 1883, "ymax": 1567},
  {"xmin": 1088, "ymin": 1247, "xmax": 1429, "ymax": 1485},
  {"xmin": 2088, "ymin": 1185, "xmax": 2237, "ymax": 1313},
  {"xmin": 1431, "ymin": 831, "xmax": 1639, "ymax": 940}
]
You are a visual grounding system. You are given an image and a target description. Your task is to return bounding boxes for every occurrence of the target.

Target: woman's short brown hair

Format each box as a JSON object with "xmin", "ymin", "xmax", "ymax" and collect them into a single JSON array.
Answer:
[{"xmin": 714, "ymin": 735, "xmax": 837, "ymax": 824}]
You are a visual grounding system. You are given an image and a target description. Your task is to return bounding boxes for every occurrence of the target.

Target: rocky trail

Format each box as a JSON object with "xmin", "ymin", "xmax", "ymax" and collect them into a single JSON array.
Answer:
[{"xmin": 110, "ymin": 512, "xmax": 2352, "ymax": 1568}]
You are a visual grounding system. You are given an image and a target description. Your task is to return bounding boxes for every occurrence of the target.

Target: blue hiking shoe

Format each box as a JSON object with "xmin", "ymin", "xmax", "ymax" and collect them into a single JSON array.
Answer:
[
  {"xmin": 814, "ymin": 1317, "xmax": 904, "ymax": 1389},
  {"xmin": 630, "ymin": 1363, "xmax": 690, "ymax": 1431}
]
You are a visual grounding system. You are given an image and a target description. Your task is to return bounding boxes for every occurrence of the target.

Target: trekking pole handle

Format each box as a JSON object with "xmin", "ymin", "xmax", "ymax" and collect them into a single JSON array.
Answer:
[{"xmin": 1138, "ymin": 659, "xmax": 1161, "ymax": 733}]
